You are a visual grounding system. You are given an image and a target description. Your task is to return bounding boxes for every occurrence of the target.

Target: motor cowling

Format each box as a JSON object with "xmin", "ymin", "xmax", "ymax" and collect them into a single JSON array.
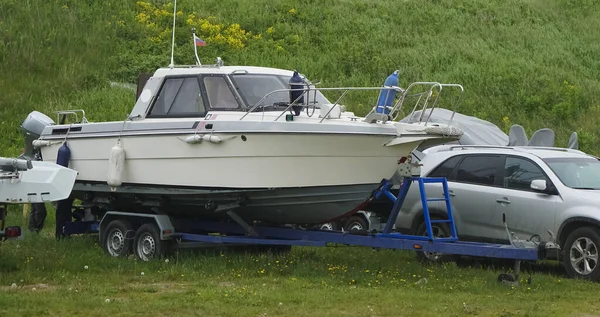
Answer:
[{"xmin": 20, "ymin": 111, "xmax": 55, "ymax": 160}]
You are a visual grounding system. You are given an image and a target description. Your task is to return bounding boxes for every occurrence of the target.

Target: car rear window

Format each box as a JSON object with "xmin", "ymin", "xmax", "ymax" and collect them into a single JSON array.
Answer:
[{"xmin": 428, "ymin": 155, "xmax": 462, "ymax": 178}]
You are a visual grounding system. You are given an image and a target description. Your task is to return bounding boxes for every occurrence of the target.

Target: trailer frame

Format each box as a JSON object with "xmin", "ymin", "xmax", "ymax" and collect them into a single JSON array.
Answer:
[{"xmin": 62, "ymin": 162, "xmax": 560, "ymax": 286}]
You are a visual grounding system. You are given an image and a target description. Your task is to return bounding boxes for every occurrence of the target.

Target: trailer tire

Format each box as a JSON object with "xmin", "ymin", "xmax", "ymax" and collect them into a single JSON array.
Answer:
[
  {"xmin": 344, "ymin": 216, "xmax": 368, "ymax": 233},
  {"xmin": 133, "ymin": 223, "xmax": 167, "ymax": 261},
  {"xmin": 103, "ymin": 219, "xmax": 134, "ymax": 257},
  {"xmin": 414, "ymin": 220, "xmax": 458, "ymax": 264},
  {"xmin": 563, "ymin": 226, "xmax": 600, "ymax": 281},
  {"xmin": 318, "ymin": 222, "xmax": 339, "ymax": 231}
]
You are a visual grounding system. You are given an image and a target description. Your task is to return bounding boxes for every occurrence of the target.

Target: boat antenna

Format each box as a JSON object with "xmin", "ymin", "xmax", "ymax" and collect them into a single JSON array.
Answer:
[
  {"xmin": 168, "ymin": 0, "xmax": 177, "ymax": 68},
  {"xmin": 192, "ymin": 28, "xmax": 202, "ymax": 65}
]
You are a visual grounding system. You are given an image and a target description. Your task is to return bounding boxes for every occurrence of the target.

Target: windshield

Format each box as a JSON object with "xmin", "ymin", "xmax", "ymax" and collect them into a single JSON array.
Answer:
[
  {"xmin": 543, "ymin": 157, "xmax": 600, "ymax": 189},
  {"xmin": 230, "ymin": 74, "xmax": 330, "ymax": 109}
]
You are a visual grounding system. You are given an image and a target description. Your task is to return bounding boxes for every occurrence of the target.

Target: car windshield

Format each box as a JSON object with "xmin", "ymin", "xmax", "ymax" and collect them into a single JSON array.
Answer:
[
  {"xmin": 230, "ymin": 74, "xmax": 330, "ymax": 109},
  {"xmin": 543, "ymin": 156, "xmax": 600, "ymax": 189}
]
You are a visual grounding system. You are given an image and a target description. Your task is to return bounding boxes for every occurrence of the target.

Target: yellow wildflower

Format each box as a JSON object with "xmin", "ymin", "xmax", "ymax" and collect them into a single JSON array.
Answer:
[{"xmin": 136, "ymin": 12, "xmax": 149, "ymax": 23}]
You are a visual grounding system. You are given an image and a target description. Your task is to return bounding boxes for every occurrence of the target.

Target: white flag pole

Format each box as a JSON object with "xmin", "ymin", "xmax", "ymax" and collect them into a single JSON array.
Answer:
[
  {"xmin": 168, "ymin": 0, "xmax": 177, "ymax": 68},
  {"xmin": 192, "ymin": 28, "xmax": 202, "ymax": 66}
]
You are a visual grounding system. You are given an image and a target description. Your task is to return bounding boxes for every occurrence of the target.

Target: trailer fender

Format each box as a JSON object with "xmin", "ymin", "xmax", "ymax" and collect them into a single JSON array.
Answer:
[{"xmin": 99, "ymin": 211, "xmax": 174, "ymax": 242}]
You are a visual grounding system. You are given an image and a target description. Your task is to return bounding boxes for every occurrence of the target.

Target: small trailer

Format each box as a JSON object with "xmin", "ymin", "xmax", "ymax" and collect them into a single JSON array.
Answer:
[{"xmin": 62, "ymin": 162, "xmax": 560, "ymax": 285}]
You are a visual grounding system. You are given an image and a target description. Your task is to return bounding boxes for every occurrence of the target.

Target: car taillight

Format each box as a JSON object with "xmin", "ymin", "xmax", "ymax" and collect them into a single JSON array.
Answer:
[{"xmin": 4, "ymin": 226, "xmax": 21, "ymax": 238}]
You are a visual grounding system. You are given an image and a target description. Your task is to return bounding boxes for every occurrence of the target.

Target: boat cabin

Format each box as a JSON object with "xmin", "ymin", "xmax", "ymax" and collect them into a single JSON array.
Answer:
[{"xmin": 129, "ymin": 64, "xmax": 330, "ymax": 120}]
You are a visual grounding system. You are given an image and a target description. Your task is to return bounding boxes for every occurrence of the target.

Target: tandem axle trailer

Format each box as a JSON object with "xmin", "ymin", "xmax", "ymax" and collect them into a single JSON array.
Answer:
[{"xmin": 62, "ymin": 163, "xmax": 560, "ymax": 285}]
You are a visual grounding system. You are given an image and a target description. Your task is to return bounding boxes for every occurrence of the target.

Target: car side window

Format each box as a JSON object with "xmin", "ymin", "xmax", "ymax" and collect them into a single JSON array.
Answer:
[
  {"xmin": 453, "ymin": 155, "xmax": 501, "ymax": 186},
  {"xmin": 504, "ymin": 156, "xmax": 549, "ymax": 191},
  {"xmin": 428, "ymin": 155, "xmax": 462, "ymax": 178}
]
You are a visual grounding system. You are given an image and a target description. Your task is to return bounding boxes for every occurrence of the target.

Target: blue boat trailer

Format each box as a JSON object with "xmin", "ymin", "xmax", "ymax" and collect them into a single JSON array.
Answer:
[{"xmin": 63, "ymin": 168, "xmax": 560, "ymax": 285}]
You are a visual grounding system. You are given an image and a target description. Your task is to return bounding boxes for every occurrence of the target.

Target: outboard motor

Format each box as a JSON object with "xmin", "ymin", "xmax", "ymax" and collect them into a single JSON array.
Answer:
[
  {"xmin": 289, "ymin": 71, "xmax": 305, "ymax": 116},
  {"xmin": 376, "ymin": 70, "xmax": 400, "ymax": 115},
  {"xmin": 20, "ymin": 111, "xmax": 55, "ymax": 161}
]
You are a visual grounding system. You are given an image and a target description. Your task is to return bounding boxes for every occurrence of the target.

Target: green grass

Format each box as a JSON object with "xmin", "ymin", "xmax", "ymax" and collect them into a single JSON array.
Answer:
[
  {"xmin": 2, "ymin": 0, "xmax": 600, "ymax": 315},
  {"xmin": 1, "ymin": 0, "xmax": 600, "ymax": 156},
  {"xmin": 2, "ymin": 211, "xmax": 600, "ymax": 317}
]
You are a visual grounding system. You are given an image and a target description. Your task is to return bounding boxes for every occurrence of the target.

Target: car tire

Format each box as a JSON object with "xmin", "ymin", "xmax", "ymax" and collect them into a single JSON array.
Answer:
[
  {"xmin": 414, "ymin": 219, "xmax": 458, "ymax": 264},
  {"xmin": 563, "ymin": 226, "xmax": 600, "ymax": 281}
]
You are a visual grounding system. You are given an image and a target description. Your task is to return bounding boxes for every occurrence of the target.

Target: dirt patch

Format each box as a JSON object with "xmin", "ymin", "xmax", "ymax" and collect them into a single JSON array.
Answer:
[
  {"xmin": 218, "ymin": 281, "xmax": 235, "ymax": 287},
  {"xmin": 124, "ymin": 282, "xmax": 188, "ymax": 294},
  {"xmin": 1, "ymin": 283, "xmax": 58, "ymax": 292}
]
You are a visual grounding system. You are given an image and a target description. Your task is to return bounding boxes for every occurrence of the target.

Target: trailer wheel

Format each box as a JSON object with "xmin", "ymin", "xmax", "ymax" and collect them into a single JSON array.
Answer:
[
  {"xmin": 133, "ymin": 223, "xmax": 165, "ymax": 261},
  {"xmin": 414, "ymin": 220, "xmax": 457, "ymax": 264},
  {"xmin": 103, "ymin": 220, "xmax": 134, "ymax": 257},
  {"xmin": 563, "ymin": 226, "xmax": 600, "ymax": 281},
  {"xmin": 344, "ymin": 216, "xmax": 368, "ymax": 233},
  {"xmin": 319, "ymin": 222, "xmax": 338, "ymax": 231}
]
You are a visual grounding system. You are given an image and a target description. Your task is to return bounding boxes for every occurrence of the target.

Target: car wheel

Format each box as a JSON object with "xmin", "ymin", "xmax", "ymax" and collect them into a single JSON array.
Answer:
[
  {"xmin": 563, "ymin": 226, "xmax": 600, "ymax": 281},
  {"xmin": 414, "ymin": 219, "xmax": 458, "ymax": 264}
]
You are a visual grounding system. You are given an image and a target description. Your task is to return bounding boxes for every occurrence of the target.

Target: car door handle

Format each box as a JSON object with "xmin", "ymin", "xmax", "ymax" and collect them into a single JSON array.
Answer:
[
  {"xmin": 496, "ymin": 198, "xmax": 511, "ymax": 204},
  {"xmin": 448, "ymin": 190, "xmax": 455, "ymax": 197}
]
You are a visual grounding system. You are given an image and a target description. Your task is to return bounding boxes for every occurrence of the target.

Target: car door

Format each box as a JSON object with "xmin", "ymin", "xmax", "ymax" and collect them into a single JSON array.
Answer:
[
  {"xmin": 494, "ymin": 155, "xmax": 560, "ymax": 242},
  {"xmin": 445, "ymin": 154, "xmax": 505, "ymax": 241}
]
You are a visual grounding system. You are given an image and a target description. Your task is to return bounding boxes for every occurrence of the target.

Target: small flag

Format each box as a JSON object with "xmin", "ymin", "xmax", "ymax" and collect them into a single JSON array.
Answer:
[{"xmin": 194, "ymin": 34, "xmax": 206, "ymax": 47}]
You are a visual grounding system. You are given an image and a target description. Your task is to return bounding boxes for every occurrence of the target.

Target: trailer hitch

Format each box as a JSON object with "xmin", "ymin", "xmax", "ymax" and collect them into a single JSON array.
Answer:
[{"xmin": 497, "ymin": 213, "xmax": 560, "ymax": 286}]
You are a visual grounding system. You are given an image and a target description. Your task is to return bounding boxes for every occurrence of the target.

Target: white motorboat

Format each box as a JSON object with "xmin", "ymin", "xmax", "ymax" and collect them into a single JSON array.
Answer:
[{"xmin": 20, "ymin": 58, "xmax": 463, "ymax": 225}]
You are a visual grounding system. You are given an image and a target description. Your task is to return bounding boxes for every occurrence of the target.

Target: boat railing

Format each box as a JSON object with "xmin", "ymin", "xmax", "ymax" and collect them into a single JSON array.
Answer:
[
  {"xmin": 385, "ymin": 82, "xmax": 464, "ymax": 126},
  {"xmin": 238, "ymin": 82, "xmax": 463, "ymax": 126},
  {"xmin": 55, "ymin": 109, "xmax": 88, "ymax": 125}
]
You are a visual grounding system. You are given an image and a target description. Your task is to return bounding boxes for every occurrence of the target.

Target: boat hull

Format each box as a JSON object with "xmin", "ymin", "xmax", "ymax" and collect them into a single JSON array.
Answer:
[
  {"xmin": 38, "ymin": 131, "xmax": 426, "ymax": 224},
  {"xmin": 39, "ymin": 132, "xmax": 417, "ymax": 188},
  {"xmin": 72, "ymin": 181, "xmax": 380, "ymax": 224}
]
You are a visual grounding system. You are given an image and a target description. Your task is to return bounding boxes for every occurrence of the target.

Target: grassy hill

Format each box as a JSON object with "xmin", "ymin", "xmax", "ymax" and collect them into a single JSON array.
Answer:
[{"xmin": 1, "ymin": 0, "xmax": 599, "ymax": 156}]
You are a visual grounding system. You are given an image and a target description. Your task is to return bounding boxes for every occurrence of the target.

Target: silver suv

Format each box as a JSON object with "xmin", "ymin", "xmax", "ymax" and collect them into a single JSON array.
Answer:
[{"xmin": 395, "ymin": 144, "xmax": 600, "ymax": 281}]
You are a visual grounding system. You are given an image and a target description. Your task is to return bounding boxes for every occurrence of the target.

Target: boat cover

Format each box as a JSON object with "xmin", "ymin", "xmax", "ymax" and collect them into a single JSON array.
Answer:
[{"xmin": 399, "ymin": 108, "xmax": 509, "ymax": 146}]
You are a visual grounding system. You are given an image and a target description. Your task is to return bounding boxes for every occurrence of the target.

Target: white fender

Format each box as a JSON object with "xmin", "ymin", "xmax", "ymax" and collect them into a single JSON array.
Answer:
[
  {"xmin": 184, "ymin": 135, "xmax": 203, "ymax": 144},
  {"xmin": 202, "ymin": 135, "xmax": 221, "ymax": 143},
  {"xmin": 107, "ymin": 139, "xmax": 125, "ymax": 187}
]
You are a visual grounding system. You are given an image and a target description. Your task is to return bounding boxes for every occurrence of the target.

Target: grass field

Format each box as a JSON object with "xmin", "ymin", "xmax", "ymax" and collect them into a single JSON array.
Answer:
[
  {"xmin": 2, "ymin": 211, "xmax": 600, "ymax": 317},
  {"xmin": 2, "ymin": 0, "xmax": 600, "ymax": 315}
]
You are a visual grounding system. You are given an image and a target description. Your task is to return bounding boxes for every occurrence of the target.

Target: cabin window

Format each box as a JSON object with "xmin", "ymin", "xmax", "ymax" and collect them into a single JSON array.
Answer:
[
  {"xmin": 231, "ymin": 74, "xmax": 289, "ymax": 107},
  {"xmin": 203, "ymin": 76, "xmax": 240, "ymax": 109},
  {"xmin": 231, "ymin": 74, "xmax": 331, "ymax": 109},
  {"xmin": 148, "ymin": 77, "xmax": 206, "ymax": 117}
]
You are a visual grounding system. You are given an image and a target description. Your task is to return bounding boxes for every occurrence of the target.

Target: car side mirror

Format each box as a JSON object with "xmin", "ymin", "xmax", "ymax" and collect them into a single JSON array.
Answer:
[{"xmin": 530, "ymin": 179, "xmax": 547, "ymax": 192}]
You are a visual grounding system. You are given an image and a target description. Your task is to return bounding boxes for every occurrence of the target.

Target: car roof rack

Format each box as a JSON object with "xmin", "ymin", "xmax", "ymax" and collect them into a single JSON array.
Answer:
[{"xmin": 439, "ymin": 144, "xmax": 588, "ymax": 155}]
